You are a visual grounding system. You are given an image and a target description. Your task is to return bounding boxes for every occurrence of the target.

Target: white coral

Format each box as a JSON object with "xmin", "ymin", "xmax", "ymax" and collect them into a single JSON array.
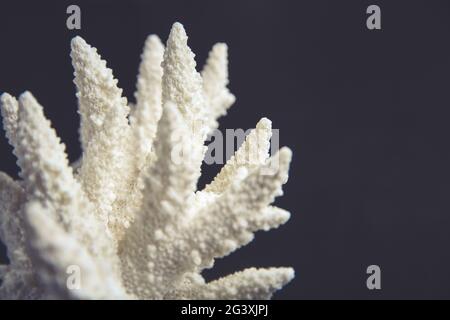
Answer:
[{"xmin": 0, "ymin": 22, "xmax": 294, "ymax": 300}]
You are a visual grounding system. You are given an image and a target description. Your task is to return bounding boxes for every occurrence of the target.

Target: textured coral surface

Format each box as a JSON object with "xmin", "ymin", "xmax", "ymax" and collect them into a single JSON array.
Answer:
[{"xmin": 0, "ymin": 22, "xmax": 294, "ymax": 299}]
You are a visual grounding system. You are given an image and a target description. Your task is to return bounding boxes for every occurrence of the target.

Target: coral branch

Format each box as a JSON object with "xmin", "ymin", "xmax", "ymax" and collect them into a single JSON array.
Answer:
[
  {"xmin": 120, "ymin": 102, "xmax": 201, "ymax": 297},
  {"xmin": 0, "ymin": 172, "xmax": 25, "ymax": 265},
  {"xmin": 171, "ymin": 268, "xmax": 294, "ymax": 300},
  {"xmin": 205, "ymin": 117, "xmax": 272, "ymax": 194},
  {"xmin": 161, "ymin": 22, "xmax": 207, "ymax": 191},
  {"xmin": 162, "ymin": 23, "xmax": 205, "ymax": 125},
  {"xmin": 0, "ymin": 93, "xmax": 20, "ymax": 147},
  {"xmin": 24, "ymin": 202, "xmax": 126, "ymax": 299},
  {"xmin": 131, "ymin": 35, "xmax": 165, "ymax": 169},
  {"xmin": 13, "ymin": 92, "xmax": 78, "ymax": 226},
  {"xmin": 71, "ymin": 36, "xmax": 133, "ymax": 233},
  {"xmin": 202, "ymin": 43, "xmax": 236, "ymax": 130}
]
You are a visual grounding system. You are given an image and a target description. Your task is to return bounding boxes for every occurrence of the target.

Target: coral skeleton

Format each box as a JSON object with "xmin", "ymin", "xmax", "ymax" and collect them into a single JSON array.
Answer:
[{"xmin": 0, "ymin": 22, "xmax": 294, "ymax": 299}]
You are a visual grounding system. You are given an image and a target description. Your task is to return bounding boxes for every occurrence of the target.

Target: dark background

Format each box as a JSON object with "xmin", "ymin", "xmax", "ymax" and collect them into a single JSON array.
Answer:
[{"xmin": 1, "ymin": 0, "xmax": 450, "ymax": 299}]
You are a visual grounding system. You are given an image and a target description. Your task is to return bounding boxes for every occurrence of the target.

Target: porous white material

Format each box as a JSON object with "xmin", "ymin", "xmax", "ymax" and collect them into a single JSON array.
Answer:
[
  {"xmin": 202, "ymin": 42, "xmax": 236, "ymax": 131},
  {"xmin": 0, "ymin": 22, "xmax": 294, "ymax": 300}
]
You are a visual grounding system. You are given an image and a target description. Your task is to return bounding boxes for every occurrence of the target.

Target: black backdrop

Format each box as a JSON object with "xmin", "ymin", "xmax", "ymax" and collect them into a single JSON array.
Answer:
[{"xmin": 2, "ymin": 0, "xmax": 450, "ymax": 299}]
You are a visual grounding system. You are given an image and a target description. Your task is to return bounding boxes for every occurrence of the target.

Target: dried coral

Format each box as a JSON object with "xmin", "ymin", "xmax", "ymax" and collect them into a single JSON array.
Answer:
[{"xmin": 0, "ymin": 22, "xmax": 294, "ymax": 299}]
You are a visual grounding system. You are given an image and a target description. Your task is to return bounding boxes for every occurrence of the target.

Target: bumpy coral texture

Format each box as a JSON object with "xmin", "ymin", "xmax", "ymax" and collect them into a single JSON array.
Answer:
[{"xmin": 0, "ymin": 22, "xmax": 294, "ymax": 299}]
